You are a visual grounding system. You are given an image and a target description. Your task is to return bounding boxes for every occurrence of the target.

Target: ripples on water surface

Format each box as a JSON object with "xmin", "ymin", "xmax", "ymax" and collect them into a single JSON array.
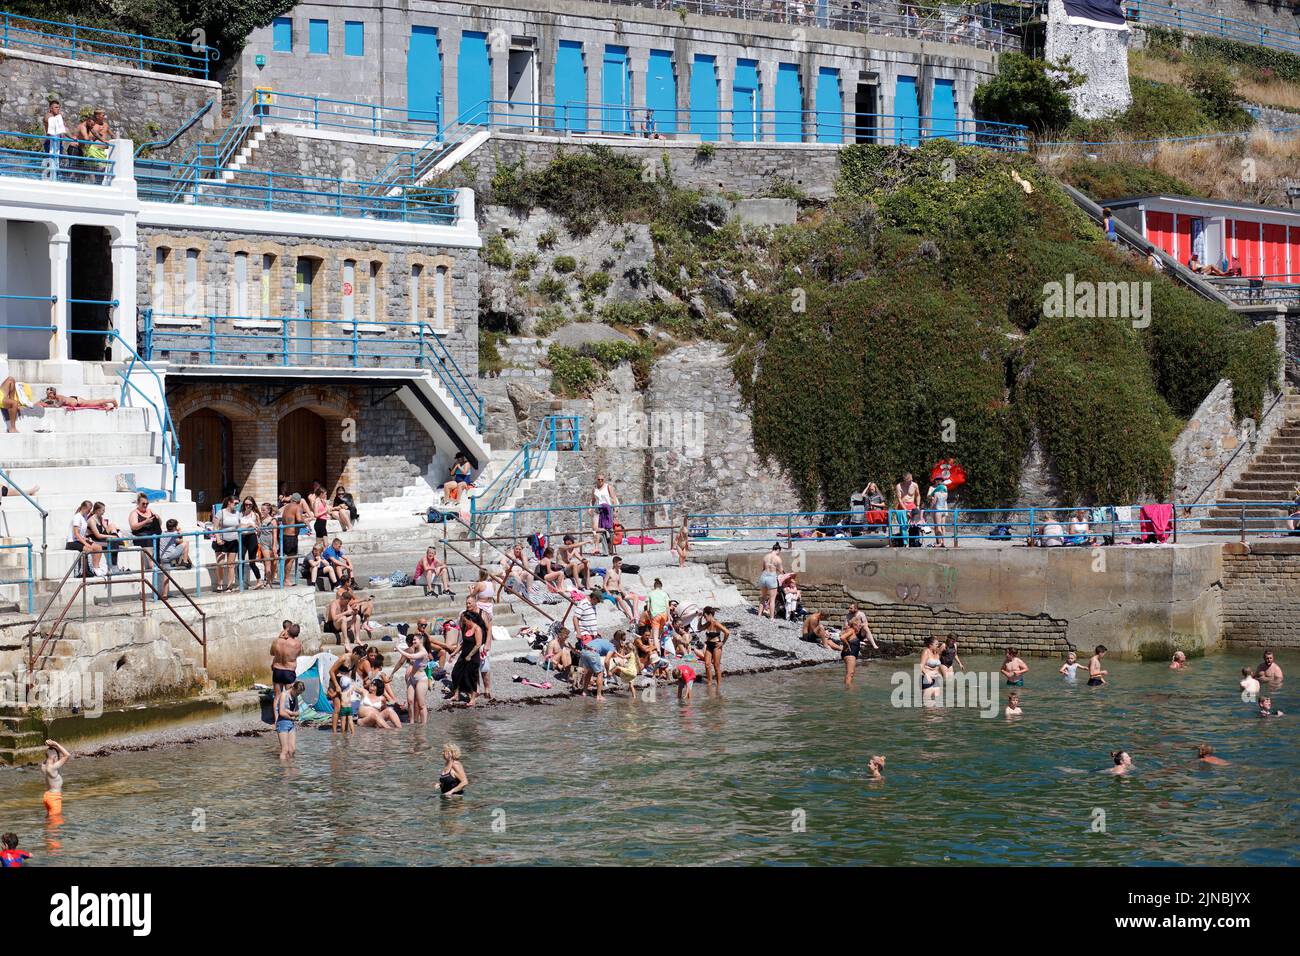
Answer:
[{"xmin": 2, "ymin": 652, "xmax": 1296, "ymax": 865}]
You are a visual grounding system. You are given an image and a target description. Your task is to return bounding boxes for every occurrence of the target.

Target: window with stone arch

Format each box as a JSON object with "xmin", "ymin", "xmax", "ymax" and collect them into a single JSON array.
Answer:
[{"xmin": 408, "ymin": 254, "xmax": 455, "ymax": 332}]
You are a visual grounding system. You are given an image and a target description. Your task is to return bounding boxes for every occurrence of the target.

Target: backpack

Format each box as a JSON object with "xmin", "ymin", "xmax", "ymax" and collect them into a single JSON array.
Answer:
[
  {"xmin": 528, "ymin": 533, "xmax": 547, "ymax": 561},
  {"xmin": 426, "ymin": 507, "xmax": 447, "ymax": 524},
  {"xmin": 988, "ymin": 524, "xmax": 1012, "ymax": 540},
  {"xmin": 388, "ymin": 570, "xmax": 412, "ymax": 588}
]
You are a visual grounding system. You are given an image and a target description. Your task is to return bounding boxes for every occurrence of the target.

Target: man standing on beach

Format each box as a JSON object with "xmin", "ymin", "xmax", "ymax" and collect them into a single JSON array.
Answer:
[{"xmin": 758, "ymin": 545, "xmax": 783, "ymax": 619}]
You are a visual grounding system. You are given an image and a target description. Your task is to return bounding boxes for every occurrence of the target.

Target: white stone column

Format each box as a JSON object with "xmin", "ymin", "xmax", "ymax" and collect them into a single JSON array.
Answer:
[
  {"xmin": 48, "ymin": 231, "xmax": 70, "ymax": 362},
  {"xmin": 629, "ymin": 47, "xmax": 650, "ymax": 134},
  {"xmin": 111, "ymin": 235, "xmax": 138, "ymax": 358},
  {"xmin": 716, "ymin": 52, "xmax": 735, "ymax": 142},
  {"xmin": 757, "ymin": 60, "xmax": 778, "ymax": 142},
  {"xmin": 441, "ymin": 28, "xmax": 461, "ymax": 132}
]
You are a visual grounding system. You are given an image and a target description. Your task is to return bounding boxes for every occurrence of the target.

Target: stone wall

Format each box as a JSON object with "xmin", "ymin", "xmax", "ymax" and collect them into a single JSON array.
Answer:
[
  {"xmin": 166, "ymin": 381, "xmax": 438, "ymax": 507},
  {"xmin": 135, "ymin": 225, "xmax": 481, "ymax": 376},
  {"xmin": 0, "ymin": 48, "xmax": 220, "ymax": 160},
  {"xmin": 1045, "ymin": 0, "xmax": 1132, "ymax": 119},
  {"xmin": 702, "ymin": 558, "xmax": 1073, "ymax": 656},
  {"xmin": 1221, "ymin": 540, "xmax": 1300, "ymax": 649},
  {"xmin": 1172, "ymin": 378, "xmax": 1291, "ymax": 504},
  {"xmin": 717, "ymin": 541, "xmax": 1225, "ymax": 658},
  {"xmin": 250, "ymin": 127, "xmax": 845, "ymax": 201}
]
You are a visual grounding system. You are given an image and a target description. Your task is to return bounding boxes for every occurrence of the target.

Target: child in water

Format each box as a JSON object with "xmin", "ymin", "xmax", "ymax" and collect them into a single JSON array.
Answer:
[
  {"xmin": 275, "ymin": 681, "xmax": 303, "ymax": 760},
  {"xmin": 674, "ymin": 663, "xmax": 696, "ymax": 700},
  {"xmin": 1108, "ymin": 750, "xmax": 1133, "ymax": 775},
  {"xmin": 1258, "ymin": 697, "xmax": 1284, "ymax": 717},
  {"xmin": 867, "ymin": 755, "xmax": 886, "ymax": 780},
  {"xmin": 1197, "ymin": 744, "xmax": 1229, "ymax": 766},
  {"xmin": 0, "ymin": 833, "xmax": 31, "ymax": 867},
  {"xmin": 1240, "ymin": 667, "xmax": 1260, "ymax": 701},
  {"xmin": 1169, "ymin": 650, "xmax": 1188, "ymax": 670},
  {"xmin": 1005, "ymin": 693, "xmax": 1023, "ymax": 718},
  {"xmin": 1059, "ymin": 651, "xmax": 1081, "ymax": 681},
  {"xmin": 1087, "ymin": 646, "xmax": 1108, "ymax": 686}
]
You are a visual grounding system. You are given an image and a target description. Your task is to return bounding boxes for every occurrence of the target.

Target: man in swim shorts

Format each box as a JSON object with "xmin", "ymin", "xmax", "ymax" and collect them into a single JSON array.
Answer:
[
  {"xmin": 41, "ymin": 740, "xmax": 70, "ymax": 821},
  {"xmin": 1000, "ymin": 647, "xmax": 1028, "ymax": 686},
  {"xmin": 1256, "ymin": 648, "xmax": 1284, "ymax": 683},
  {"xmin": 1087, "ymin": 645, "xmax": 1108, "ymax": 686},
  {"xmin": 270, "ymin": 622, "xmax": 302, "ymax": 694}
]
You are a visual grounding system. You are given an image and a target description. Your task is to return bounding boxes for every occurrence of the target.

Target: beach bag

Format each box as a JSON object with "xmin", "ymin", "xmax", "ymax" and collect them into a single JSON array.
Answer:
[
  {"xmin": 389, "ymin": 571, "xmax": 412, "ymax": 588},
  {"xmin": 612, "ymin": 523, "xmax": 625, "ymax": 547},
  {"xmin": 597, "ymin": 503, "xmax": 613, "ymax": 530},
  {"xmin": 988, "ymin": 524, "xmax": 1012, "ymax": 540},
  {"xmin": 426, "ymin": 507, "xmax": 447, "ymax": 524}
]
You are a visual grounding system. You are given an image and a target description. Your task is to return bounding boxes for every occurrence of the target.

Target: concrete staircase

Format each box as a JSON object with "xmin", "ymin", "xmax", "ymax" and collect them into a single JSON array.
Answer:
[
  {"xmin": 1200, "ymin": 394, "xmax": 1300, "ymax": 534},
  {"xmin": 0, "ymin": 359, "xmax": 198, "ymax": 604}
]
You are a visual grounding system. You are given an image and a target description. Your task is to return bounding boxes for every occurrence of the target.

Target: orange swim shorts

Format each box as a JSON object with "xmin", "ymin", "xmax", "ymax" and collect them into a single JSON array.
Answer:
[{"xmin": 43, "ymin": 790, "xmax": 63, "ymax": 817}]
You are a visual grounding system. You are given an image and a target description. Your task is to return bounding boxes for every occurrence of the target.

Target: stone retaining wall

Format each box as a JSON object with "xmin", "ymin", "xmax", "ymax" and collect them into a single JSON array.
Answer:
[
  {"xmin": 0, "ymin": 48, "xmax": 220, "ymax": 160},
  {"xmin": 1221, "ymin": 540, "xmax": 1300, "ymax": 648}
]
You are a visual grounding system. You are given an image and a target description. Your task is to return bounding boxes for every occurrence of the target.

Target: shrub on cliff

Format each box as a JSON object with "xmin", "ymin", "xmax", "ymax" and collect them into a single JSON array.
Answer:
[{"xmin": 972, "ymin": 53, "xmax": 1080, "ymax": 134}]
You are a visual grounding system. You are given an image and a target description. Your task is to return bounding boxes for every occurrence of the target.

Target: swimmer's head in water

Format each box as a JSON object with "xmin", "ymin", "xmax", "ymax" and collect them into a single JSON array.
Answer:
[
  {"xmin": 1198, "ymin": 744, "xmax": 1213, "ymax": 758},
  {"xmin": 1111, "ymin": 750, "xmax": 1130, "ymax": 766},
  {"xmin": 1173, "ymin": 651, "xmax": 1186, "ymax": 662},
  {"xmin": 1260, "ymin": 698, "xmax": 1272, "ymax": 710},
  {"xmin": 1, "ymin": 832, "xmax": 16, "ymax": 849},
  {"xmin": 1008, "ymin": 694, "xmax": 1020, "ymax": 706},
  {"xmin": 1066, "ymin": 651, "xmax": 1078, "ymax": 662}
]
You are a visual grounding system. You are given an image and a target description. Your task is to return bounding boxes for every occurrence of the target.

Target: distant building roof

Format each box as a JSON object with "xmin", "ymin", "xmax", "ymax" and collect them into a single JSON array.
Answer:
[{"xmin": 1101, "ymin": 194, "xmax": 1300, "ymax": 217}]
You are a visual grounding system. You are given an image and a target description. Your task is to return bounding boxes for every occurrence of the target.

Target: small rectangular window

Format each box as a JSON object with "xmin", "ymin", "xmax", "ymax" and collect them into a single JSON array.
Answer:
[
  {"xmin": 152, "ymin": 247, "xmax": 168, "ymax": 313},
  {"xmin": 261, "ymin": 253, "xmax": 276, "ymax": 317},
  {"xmin": 233, "ymin": 252, "xmax": 249, "ymax": 316},
  {"xmin": 434, "ymin": 264, "xmax": 448, "ymax": 330},
  {"xmin": 184, "ymin": 249, "xmax": 200, "ymax": 315},
  {"xmin": 409, "ymin": 264, "xmax": 423, "ymax": 325},
  {"xmin": 368, "ymin": 261, "xmax": 381, "ymax": 322},
  {"xmin": 309, "ymin": 19, "xmax": 329, "ymax": 55},
  {"xmin": 344, "ymin": 21, "xmax": 364, "ymax": 57},
  {"xmin": 272, "ymin": 18, "xmax": 293, "ymax": 53},
  {"xmin": 342, "ymin": 259, "xmax": 356, "ymax": 324}
]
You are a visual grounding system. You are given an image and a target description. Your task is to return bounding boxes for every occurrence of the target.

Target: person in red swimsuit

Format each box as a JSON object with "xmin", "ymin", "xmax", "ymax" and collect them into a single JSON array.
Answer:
[{"xmin": 1, "ymin": 832, "xmax": 31, "ymax": 867}]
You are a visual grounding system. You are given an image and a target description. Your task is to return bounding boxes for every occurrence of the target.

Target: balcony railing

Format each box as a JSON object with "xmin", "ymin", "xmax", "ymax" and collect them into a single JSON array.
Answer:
[
  {"xmin": 0, "ymin": 130, "xmax": 116, "ymax": 185},
  {"xmin": 133, "ymin": 157, "xmax": 459, "ymax": 224},
  {"xmin": 1127, "ymin": 1, "xmax": 1300, "ymax": 57}
]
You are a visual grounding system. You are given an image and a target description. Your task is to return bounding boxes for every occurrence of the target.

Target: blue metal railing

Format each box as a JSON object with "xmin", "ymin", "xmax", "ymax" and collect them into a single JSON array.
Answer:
[
  {"xmin": 469, "ymin": 416, "xmax": 583, "ymax": 532},
  {"xmin": 250, "ymin": 90, "xmax": 446, "ymax": 139},
  {"xmin": 0, "ymin": 130, "xmax": 116, "ymax": 184},
  {"xmin": 1127, "ymin": 1, "xmax": 1300, "ymax": 57},
  {"xmin": 681, "ymin": 500, "xmax": 1300, "ymax": 545},
  {"xmin": 141, "ymin": 310, "xmax": 484, "ymax": 433},
  {"xmin": 133, "ymin": 157, "xmax": 459, "ymax": 223},
  {"xmin": 372, "ymin": 97, "xmax": 1028, "ymax": 190},
  {"xmin": 134, "ymin": 99, "xmax": 215, "ymax": 156},
  {"xmin": 471, "ymin": 499, "xmax": 677, "ymax": 549},
  {"xmin": 0, "ymin": 10, "xmax": 217, "ymax": 78},
  {"xmin": 589, "ymin": 0, "xmax": 1019, "ymax": 52},
  {"xmin": 0, "ymin": 540, "xmax": 36, "ymax": 613}
]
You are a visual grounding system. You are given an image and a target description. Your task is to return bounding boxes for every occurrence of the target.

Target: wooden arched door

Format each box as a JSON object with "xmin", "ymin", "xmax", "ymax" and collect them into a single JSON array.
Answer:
[
  {"xmin": 179, "ymin": 409, "xmax": 231, "ymax": 516},
  {"xmin": 277, "ymin": 407, "xmax": 327, "ymax": 499}
]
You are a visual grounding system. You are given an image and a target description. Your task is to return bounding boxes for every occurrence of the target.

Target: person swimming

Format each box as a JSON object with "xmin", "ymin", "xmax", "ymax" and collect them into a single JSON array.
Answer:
[
  {"xmin": 1087, "ymin": 645, "xmax": 1108, "ymax": 687},
  {"xmin": 1005, "ymin": 693, "xmax": 1023, "ymax": 718},
  {"xmin": 1197, "ymin": 744, "xmax": 1229, "ymax": 766},
  {"xmin": 1107, "ymin": 750, "xmax": 1133, "ymax": 775},
  {"xmin": 866, "ymin": 755, "xmax": 886, "ymax": 780},
  {"xmin": 1059, "ymin": 651, "xmax": 1081, "ymax": 682},
  {"xmin": 1169, "ymin": 650, "xmax": 1187, "ymax": 670},
  {"xmin": 1258, "ymin": 697, "xmax": 1284, "ymax": 717}
]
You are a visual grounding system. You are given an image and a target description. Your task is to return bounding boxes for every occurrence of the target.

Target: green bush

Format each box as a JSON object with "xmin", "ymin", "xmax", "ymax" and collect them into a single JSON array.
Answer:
[
  {"xmin": 581, "ymin": 271, "xmax": 611, "ymax": 296},
  {"xmin": 552, "ymin": 255, "xmax": 577, "ymax": 274},
  {"xmin": 536, "ymin": 276, "xmax": 568, "ymax": 302},
  {"xmin": 546, "ymin": 345, "xmax": 603, "ymax": 396},
  {"xmin": 537, "ymin": 228, "xmax": 559, "ymax": 250},
  {"xmin": 1052, "ymin": 158, "xmax": 1199, "ymax": 201},
  {"xmin": 484, "ymin": 234, "xmax": 513, "ymax": 270},
  {"xmin": 972, "ymin": 53, "xmax": 1080, "ymax": 134}
]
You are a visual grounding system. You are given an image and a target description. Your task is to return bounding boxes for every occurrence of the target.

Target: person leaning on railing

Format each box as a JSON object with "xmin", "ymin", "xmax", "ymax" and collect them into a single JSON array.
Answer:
[{"xmin": 43, "ymin": 98, "xmax": 67, "ymax": 174}]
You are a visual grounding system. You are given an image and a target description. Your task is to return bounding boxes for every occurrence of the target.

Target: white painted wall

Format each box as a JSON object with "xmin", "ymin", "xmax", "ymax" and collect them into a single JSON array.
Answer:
[{"xmin": 0, "ymin": 220, "xmax": 54, "ymax": 360}]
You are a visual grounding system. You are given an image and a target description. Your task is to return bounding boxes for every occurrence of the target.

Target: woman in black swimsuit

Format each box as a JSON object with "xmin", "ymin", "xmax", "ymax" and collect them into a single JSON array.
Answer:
[
  {"xmin": 835, "ymin": 618, "xmax": 864, "ymax": 687},
  {"xmin": 698, "ymin": 607, "xmax": 730, "ymax": 688},
  {"xmin": 438, "ymin": 742, "xmax": 468, "ymax": 796}
]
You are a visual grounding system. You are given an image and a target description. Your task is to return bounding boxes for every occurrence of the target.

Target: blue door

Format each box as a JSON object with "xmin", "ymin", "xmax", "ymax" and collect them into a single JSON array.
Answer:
[
  {"xmin": 814, "ymin": 67, "xmax": 841, "ymax": 143},
  {"xmin": 774, "ymin": 63, "xmax": 802, "ymax": 142},
  {"xmin": 895, "ymin": 75, "xmax": 920, "ymax": 146},
  {"xmin": 931, "ymin": 77, "xmax": 957, "ymax": 140},
  {"xmin": 554, "ymin": 40, "xmax": 587, "ymax": 132},
  {"xmin": 407, "ymin": 26, "xmax": 442, "ymax": 131},
  {"xmin": 690, "ymin": 54, "xmax": 719, "ymax": 141},
  {"xmin": 733, "ymin": 59, "xmax": 759, "ymax": 142},
  {"xmin": 458, "ymin": 31, "xmax": 491, "ymax": 125},
  {"xmin": 646, "ymin": 49, "xmax": 677, "ymax": 135},
  {"xmin": 602, "ymin": 45, "xmax": 631, "ymax": 133}
]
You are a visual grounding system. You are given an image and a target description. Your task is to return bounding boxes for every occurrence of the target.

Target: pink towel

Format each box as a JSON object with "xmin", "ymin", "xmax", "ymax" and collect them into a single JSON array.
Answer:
[
  {"xmin": 1139, "ymin": 504, "xmax": 1173, "ymax": 543},
  {"xmin": 625, "ymin": 535, "xmax": 660, "ymax": 545}
]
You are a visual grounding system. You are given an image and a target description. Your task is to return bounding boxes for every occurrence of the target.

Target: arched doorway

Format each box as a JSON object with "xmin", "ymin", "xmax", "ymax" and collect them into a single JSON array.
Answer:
[
  {"xmin": 179, "ymin": 409, "xmax": 231, "ymax": 517},
  {"xmin": 278, "ymin": 407, "xmax": 327, "ymax": 498}
]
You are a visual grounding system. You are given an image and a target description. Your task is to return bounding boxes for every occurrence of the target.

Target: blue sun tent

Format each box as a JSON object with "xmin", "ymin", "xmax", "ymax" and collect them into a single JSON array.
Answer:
[{"xmin": 296, "ymin": 652, "xmax": 338, "ymax": 715}]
